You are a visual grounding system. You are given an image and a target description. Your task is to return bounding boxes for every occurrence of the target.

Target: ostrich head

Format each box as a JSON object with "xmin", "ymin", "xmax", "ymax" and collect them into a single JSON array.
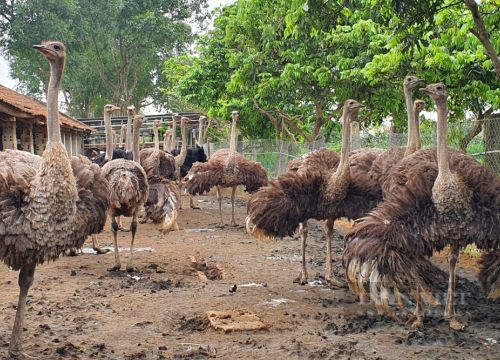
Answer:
[
  {"xmin": 133, "ymin": 114, "xmax": 145, "ymax": 128},
  {"xmin": 231, "ymin": 111, "xmax": 239, "ymax": 120},
  {"xmin": 343, "ymin": 99, "xmax": 364, "ymax": 114},
  {"xmin": 153, "ymin": 120, "xmax": 162, "ymax": 130},
  {"xmin": 33, "ymin": 41, "xmax": 66, "ymax": 65},
  {"xmin": 420, "ymin": 83, "xmax": 448, "ymax": 105},
  {"xmin": 414, "ymin": 99, "xmax": 426, "ymax": 112},
  {"xmin": 127, "ymin": 106, "xmax": 136, "ymax": 116},
  {"xmin": 181, "ymin": 116, "xmax": 189, "ymax": 127},
  {"xmin": 104, "ymin": 104, "xmax": 120, "ymax": 114},
  {"xmin": 404, "ymin": 75, "xmax": 423, "ymax": 92}
]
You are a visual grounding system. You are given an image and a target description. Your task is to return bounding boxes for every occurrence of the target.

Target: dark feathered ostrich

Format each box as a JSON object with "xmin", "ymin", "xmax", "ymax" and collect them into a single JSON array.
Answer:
[
  {"xmin": 173, "ymin": 115, "xmax": 208, "ymax": 209},
  {"xmin": 247, "ymin": 100, "xmax": 383, "ymax": 285},
  {"xmin": 343, "ymin": 83, "xmax": 500, "ymax": 330},
  {"xmin": 185, "ymin": 111, "xmax": 268, "ymax": 227},
  {"xmin": 102, "ymin": 115, "xmax": 149, "ymax": 272},
  {"xmin": 0, "ymin": 41, "xmax": 110, "ymax": 357},
  {"xmin": 140, "ymin": 120, "xmax": 180, "ymax": 233}
]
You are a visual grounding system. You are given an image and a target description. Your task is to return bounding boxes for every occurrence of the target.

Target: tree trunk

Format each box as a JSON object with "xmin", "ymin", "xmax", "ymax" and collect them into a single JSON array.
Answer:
[
  {"xmin": 460, "ymin": 107, "xmax": 493, "ymax": 151},
  {"xmin": 465, "ymin": 0, "xmax": 500, "ymax": 79},
  {"xmin": 484, "ymin": 115, "xmax": 500, "ymax": 174},
  {"xmin": 311, "ymin": 100, "xmax": 325, "ymax": 141}
]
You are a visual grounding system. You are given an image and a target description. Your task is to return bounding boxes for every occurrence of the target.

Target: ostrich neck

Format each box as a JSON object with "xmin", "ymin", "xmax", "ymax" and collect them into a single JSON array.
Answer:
[
  {"xmin": 46, "ymin": 61, "xmax": 63, "ymax": 145},
  {"xmin": 176, "ymin": 121, "xmax": 188, "ymax": 166},
  {"xmin": 154, "ymin": 126, "xmax": 159, "ymax": 151},
  {"xmin": 436, "ymin": 101, "xmax": 450, "ymax": 175},
  {"xmin": 414, "ymin": 107, "xmax": 422, "ymax": 150},
  {"xmin": 229, "ymin": 116, "xmax": 238, "ymax": 157},
  {"xmin": 126, "ymin": 114, "xmax": 133, "ymax": 151},
  {"xmin": 133, "ymin": 122, "xmax": 141, "ymax": 162},
  {"xmin": 404, "ymin": 87, "xmax": 417, "ymax": 156},
  {"xmin": 334, "ymin": 108, "xmax": 351, "ymax": 178},
  {"xmin": 104, "ymin": 111, "xmax": 113, "ymax": 161},
  {"xmin": 197, "ymin": 119, "xmax": 205, "ymax": 146},
  {"xmin": 172, "ymin": 117, "xmax": 178, "ymax": 150}
]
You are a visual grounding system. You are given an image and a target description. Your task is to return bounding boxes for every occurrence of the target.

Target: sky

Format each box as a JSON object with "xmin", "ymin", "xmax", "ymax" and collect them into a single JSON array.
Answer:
[{"xmin": 0, "ymin": 0, "xmax": 236, "ymax": 92}]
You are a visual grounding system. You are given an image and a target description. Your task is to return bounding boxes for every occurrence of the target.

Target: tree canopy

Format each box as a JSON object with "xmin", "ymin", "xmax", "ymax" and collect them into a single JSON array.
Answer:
[
  {"xmin": 163, "ymin": 0, "xmax": 499, "ymax": 140},
  {"xmin": 0, "ymin": 0, "xmax": 207, "ymax": 117}
]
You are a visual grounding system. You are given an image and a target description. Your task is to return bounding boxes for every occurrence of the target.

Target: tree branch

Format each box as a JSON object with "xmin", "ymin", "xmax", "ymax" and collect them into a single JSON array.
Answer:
[{"xmin": 460, "ymin": 106, "xmax": 493, "ymax": 151}]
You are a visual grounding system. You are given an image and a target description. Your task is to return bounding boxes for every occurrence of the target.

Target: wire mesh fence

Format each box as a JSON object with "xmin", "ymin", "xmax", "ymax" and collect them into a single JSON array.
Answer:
[{"xmin": 206, "ymin": 117, "xmax": 500, "ymax": 178}]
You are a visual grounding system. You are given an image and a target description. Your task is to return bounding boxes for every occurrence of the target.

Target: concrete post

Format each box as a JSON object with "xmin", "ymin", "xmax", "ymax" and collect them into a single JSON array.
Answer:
[{"xmin": 1, "ymin": 117, "xmax": 17, "ymax": 150}]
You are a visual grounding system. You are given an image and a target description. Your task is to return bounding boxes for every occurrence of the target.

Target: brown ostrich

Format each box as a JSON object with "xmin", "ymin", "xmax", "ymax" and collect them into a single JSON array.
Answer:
[
  {"xmin": 369, "ymin": 76, "xmax": 423, "ymax": 188},
  {"xmin": 140, "ymin": 120, "xmax": 180, "ymax": 232},
  {"xmin": 247, "ymin": 100, "xmax": 383, "ymax": 285},
  {"xmin": 343, "ymin": 83, "xmax": 500, "ymax": 330},
  {"xmin": 185, "ymin": 111, "xmax": 268, "ymax": 227},
  {"xmin": 102, "ymin": 114, "xmax": 149, "ymax": 272},
  {"xmin": 0, "ymin": 41, "xmax": 110, "ymax": 357},
  {"xmin": 140, "ymin": 119, "xmax": 176, "ymax": 180}
]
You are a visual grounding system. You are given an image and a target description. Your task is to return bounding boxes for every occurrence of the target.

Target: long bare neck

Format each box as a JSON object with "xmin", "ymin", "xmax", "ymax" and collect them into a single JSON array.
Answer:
[
  {"xmin": 133, "ymin": 121, "xmax": 141, "ymax": 162},
  {"xmin": 46, "ymin": 60, "xmax": 63, "ymax": 145},
  {"xmin": 126, "ymin": 113, "xmax": 133, "ymax": 151},
  {"xmin": 334, "ymin": 108, "xmax": 351, "ymax": 177},
  {"xmin": 154, "ymin": 126, "xmax": 159, "ymax": 151},
  {"xmin": 404, "ymin": 87, "xmax": 417, "ymax": 156},
  {"xmin": 414, "ymin": 106, "xmax": 422, "ymax": 150},
  {"xmin": 175, "ymin": 120, "xmax": 188, "ymax": 165},
  {"xmin": 436, "ymin": 101, "xmax": 450, "ymax": 174},
  {"xmin": 163, "ymin": 131, "xmax": 170, "ymax": 151},
  {"xmin": 104, "ymin": 111, "xmax": 113, "ymax": 161},
  {"xmin": 229, "ymin": 116, "xmax": 238, "ymax": 156},
  {"xmin": 197, "ymin": 118, "xmax": 206, "ymax": 146},
  {"xmin": 172, "ymin": 116, "xmax": 178, "ymax": 150}
]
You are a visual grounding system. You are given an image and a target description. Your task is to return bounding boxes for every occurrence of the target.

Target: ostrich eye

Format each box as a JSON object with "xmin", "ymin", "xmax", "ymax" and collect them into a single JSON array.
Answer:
[
  {"xmin": 53, "ymin": 44, "xmax": 61, "ymax": 50},
  {"xmin": 436, "ymin": 86, "xmax": 442, "ymax": 90}
]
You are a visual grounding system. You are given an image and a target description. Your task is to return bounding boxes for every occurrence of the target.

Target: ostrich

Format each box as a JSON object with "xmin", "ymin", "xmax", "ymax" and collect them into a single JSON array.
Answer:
[
  {"xmin": 247, "ymin": 100, "xmax": 383, "ymax": 285},
  {"xmin": 185, "ymin": 111, "xmax": 268, "ymax": 227},
  {"xmin": 0, "ymin": 41, "xmax": 110, "ymax": 357},
  {"xmin": 343, "ymin": 83, "xmax": 500, "ymax": 330},
  {"xmin": 140, "ymin": 120, "xmax": 180, "ymax": 232},
  {"xmin": 102, "ymin": 114, "xmax": 149, "ymax": 272},
  {"xmin": 173, "ymin": 115, "xmax": 208, "ymax": 209},
  {"xmin": 92, "ymin": 105, "xmax": 132, "ymax": 167},
  {"xmin": 140, "ymin": 119, "xmax": 176, "ymax": 181},
  {"xmin": 369, "ymin": 76, "xmax": 423, "ymax": 189}
]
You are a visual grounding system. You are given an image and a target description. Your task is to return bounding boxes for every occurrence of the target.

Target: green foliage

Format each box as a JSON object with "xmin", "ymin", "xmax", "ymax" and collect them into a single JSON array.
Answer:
[{"xmin": 1, "ymin": 0, "xmax": 207, "ymax": 117}]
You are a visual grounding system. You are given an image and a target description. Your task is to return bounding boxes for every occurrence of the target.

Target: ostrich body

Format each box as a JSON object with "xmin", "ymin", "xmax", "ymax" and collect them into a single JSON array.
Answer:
[
  {"xmin": 172, "ymin": 116, "xmax": 208, "ymax": 209},
  {"xmin": 185, "ymin": 111, "xmax": 268, "ymax": 227},
  {"xmin": 0, "ymin": 41, "xmax": 110, "ymax": 357},
  {"xmin": 343, "ymin": 83, "xmax": 500, "ymax": 330},
  {"xmin": 140, "ymin": 120, "xmax": 180, "ymax": 232},
  {"xmin": 247, "ymin": 100, "xmax": 381, "ymax": 285},
  {"xmin": 369, "ymin": 76, "xmax": 423, "ymax": 189},
  {"xmin": 102, "ymin": 115, "xmax": 149, "ymax": 272}
]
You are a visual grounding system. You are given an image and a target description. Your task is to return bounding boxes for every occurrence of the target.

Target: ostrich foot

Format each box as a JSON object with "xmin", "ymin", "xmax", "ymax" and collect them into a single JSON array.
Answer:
[
  {"xmin": 8, "ymin": 350, "xmax": 39, "ymax": 359},
  {"xmin": 292, "ymin": 272, "xmax": 308, "ymax": 285},
  {"xmin": 230, "ymin": 221, "xmax": 238, "ymax": 227},
  {"xmin": 447, "ymin": 317, "xmax": 466, "ymax": 331},
  {"xmin": 126, "ymin": 266, "xmax": 137, "ymax": 273},
  {"xmin": 93, "ymin": 246, "xmax": 111, "ymax": 255},
  {"xmin": 107, "ymin": 264, "xmax": 121, "ymax": 272},
  {"xmin": 325, "ymin": 275, "xmax": 344, "ymax": 289}
]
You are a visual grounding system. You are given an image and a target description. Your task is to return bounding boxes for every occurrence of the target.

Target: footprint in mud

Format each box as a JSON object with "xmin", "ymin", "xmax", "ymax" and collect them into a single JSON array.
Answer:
[
  {"xmin": 177, "ymin": 315, "xmax": 209, "ymax": 333},
  {"xmin": 189, "ymin": 257, "xmax": 224, "ymax": 280},
  {"xmin": 325, "ymin": 314, "xmax": 390, "ymax": 335}
]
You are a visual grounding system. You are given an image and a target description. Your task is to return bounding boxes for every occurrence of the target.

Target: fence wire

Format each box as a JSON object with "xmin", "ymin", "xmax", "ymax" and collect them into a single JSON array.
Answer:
[{"xmin": 206, "ymin": 117, "xmax": 500, "ymax": 178}]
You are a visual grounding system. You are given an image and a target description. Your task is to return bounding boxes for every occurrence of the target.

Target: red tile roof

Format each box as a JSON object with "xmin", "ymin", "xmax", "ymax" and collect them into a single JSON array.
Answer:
[{"xmin": 0, "ymin": 84, "xmax": 93, "ymax": 133}]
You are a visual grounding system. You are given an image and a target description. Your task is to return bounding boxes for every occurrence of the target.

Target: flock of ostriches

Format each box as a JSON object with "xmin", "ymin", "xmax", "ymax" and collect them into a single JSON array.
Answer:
[{"xmin": 0, "ymin": 41, "xmax": 499, "ymax": 358}]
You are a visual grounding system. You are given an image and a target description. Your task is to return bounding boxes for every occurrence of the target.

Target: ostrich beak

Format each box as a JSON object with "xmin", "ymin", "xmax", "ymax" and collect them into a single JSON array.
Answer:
[
  {"xmin": 33, "ymin": 44, "xmax": 52, "ymax": 56},
  {"xmin": 419, "ymin": 87, "xmax": 432, "ymax": 95},
  {"xmin": 111, "ymin": 105, "xmax": 121, "ymax": 112}
]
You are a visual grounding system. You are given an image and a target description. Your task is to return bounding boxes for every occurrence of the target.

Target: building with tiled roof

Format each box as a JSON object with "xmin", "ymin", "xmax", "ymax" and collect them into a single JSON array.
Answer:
[{"xmin": 0, "ymin": 84, "xmax": 92, "ymax": 155}]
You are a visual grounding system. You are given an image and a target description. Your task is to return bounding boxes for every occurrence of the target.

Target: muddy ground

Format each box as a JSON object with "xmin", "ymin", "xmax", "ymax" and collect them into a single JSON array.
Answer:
[{"xmin": 1, "ymin": 189, "xmax": 499, "ymax": 359}]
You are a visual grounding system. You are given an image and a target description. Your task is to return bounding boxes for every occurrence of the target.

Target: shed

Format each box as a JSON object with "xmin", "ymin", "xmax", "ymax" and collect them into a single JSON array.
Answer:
[{"xmin": 0, "ymin": 84, "xmax": 92, "ymax": 155}]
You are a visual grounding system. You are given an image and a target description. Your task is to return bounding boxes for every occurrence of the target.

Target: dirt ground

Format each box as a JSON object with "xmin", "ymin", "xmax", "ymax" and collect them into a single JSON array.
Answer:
[{"xmin": 1, "ymin": 189, "xmax": 499, "ymax": 359}]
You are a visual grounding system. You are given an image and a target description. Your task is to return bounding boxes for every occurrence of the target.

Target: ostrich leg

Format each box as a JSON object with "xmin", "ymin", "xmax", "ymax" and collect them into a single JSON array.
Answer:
[
  {"xmin": 216, "ymin": 185, "xmax": 224, "ymax": 227},
  {"xmin": 108, "ymin": 217, "xmax": 121, "ymax": 271},
  {"xmin": 126, "ymin": 214, "xmax": 139, "ymax": 273},
  {"xmin": 293, "ymin": 222, "xmax": 309, "ymax": 285},
  {"xmin": 189, "ymin": 193, "xmax": 200, "ymax": 209},
  {"xmin": 92, "ymin": 234, "xmax": 111, "ymax": 255},
  {"xmin": 9, "ymin": 262, "xmax": 36, "ymax": 358},
  {"xmin": 324, "ymin": 219, "xmax": 343, "ymax": 287},
  {"xmin": 230, "ymin": 186, "xmax": 237, "ymax": 226},
  {"xmin": 118, "ymin": 216, "xmax": 130, "ymax": 232},
  {"xmin": 408, "ymin": 289, "xmax": 425, "ymax": 329},
  {"xmin": 444, "ymin": 245, "xmax": 465, "ymax": 330}
]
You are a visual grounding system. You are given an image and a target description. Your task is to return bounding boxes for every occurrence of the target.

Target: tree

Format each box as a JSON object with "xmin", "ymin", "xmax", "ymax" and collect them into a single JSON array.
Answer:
[{"xmin": 0, "ymin": 0, "xmax": 207, "ymax": 116}]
